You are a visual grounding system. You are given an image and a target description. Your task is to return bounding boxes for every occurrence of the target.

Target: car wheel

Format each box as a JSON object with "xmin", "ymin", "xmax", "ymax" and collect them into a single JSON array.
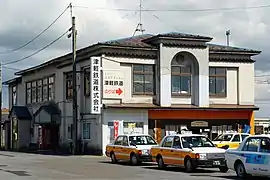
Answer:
[
  {"xmin": 110, "ymin": 152, "xmax": 118, "ymax": 164},
  {"xmin": 157, "ymin": 156, "xmax": 166, "ymax": 169},
  {"xmin": 130, "ymin": 154, "xmax": 139, "ymax": 165},
  {"xmin": 185, "ymin": 158, "xmax": 195, "ymax": 173},
  {"xmin": 235, "ymin": 162, "xmax": 247, "ymax": 178},
  {"xmin": 219, "ymin": 166, "xmax": 229, "ymax": 173}
]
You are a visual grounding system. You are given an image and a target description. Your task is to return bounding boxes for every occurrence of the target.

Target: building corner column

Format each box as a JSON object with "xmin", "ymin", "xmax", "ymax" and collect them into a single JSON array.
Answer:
[{"xmin": 249, "ymin": 111, "xmax": 255, "ymax": 135}]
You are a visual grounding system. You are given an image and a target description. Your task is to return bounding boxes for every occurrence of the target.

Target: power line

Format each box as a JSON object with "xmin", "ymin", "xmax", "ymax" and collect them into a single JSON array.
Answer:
[
  {"xmin": 3, "ymin": 29, "xmax": 70, "ymax": 65},
  {"xmin": 73, "ymin": 4, "xmax": 270, "ymax": 12},
  {"xmin": 0, "ymin": 5, "xmax": 70, "ymax": 55},
  {"xmin": 2, "ymin": 66, "xmax": 22, "ymax": 71}
]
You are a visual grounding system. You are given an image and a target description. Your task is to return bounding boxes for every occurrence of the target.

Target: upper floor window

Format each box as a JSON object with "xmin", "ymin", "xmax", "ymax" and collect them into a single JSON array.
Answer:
[
  {"xmin": 171, "ymin": 55, "xmax": 191, "ymax": 96},
  {"xmin": 84, "ymin": 68, "xmax": 90, "ymax": 96},
  {"xmin": 12, "ymin": 85, "xmax": 17, "ymax": 106},
  {"xmin": 209, "ymin": 67, "xmax": 227, "ymax": 97},
  {"xmin": 133, "ymin": 64, "xmax": 154, "ymax": 95},
  {"xmin": 65, "ymin": 72, "xmax": 73, "ymax": 99},
  {"xmin": 26, "ymin": 75, "xmax": 55, "ymax": 104}
]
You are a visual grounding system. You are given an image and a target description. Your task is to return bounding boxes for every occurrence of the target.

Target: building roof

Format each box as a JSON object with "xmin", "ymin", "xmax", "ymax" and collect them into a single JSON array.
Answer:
[
  {"xmin": 33, "ymin": 104, "xmax": 61, "ymax": 117},
  {"xmin": 5, "ymin": 32, "xmax": 261, "ymax": 82},
  {"xmin": 2, "ymin": 76, "xmax": 22, "ymax": 85},
  {"xmin": 9, "ymin": 106, "xmax": 32, "ymax": 120}
]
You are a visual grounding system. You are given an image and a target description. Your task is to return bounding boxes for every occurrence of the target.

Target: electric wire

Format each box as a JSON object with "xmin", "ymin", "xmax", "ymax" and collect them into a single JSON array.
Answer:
[
  {"xmin": 0, "ymin": 5, "xmax": 70, "ymax": 55},
  {"xmin": 73, "ymin": 4, "xmax": 270, "ymax": 12},
  {"xmin": 3, "ymin": 29, "xmax": 70, "ymax": 65}
]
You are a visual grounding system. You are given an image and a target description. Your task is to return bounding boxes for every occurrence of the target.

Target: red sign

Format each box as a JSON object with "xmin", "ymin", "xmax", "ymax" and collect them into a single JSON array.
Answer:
[
  {"xmin": 114, "ymin": 121, "xmax": 119, "ymax": 139},
  {"xmin": 105, "ymin": 88, "xmax": 123, "ymax": 96}
]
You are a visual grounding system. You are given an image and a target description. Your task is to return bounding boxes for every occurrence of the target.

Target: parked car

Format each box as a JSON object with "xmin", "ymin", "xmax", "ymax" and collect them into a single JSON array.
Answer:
[
  {"xmin": 105, "ymin": 134, "xmax": 158, "ymax": 165},
  {"xmin": 150, "ymin": 134, "xmax": 228, "ymax": 173},
  {"xmin": 213, "ymin": 133, "xmax": 250, "ymax": 149},
  {"xmin": 225, "ymin": 134, "xmax": 270, "ymax": 178}
]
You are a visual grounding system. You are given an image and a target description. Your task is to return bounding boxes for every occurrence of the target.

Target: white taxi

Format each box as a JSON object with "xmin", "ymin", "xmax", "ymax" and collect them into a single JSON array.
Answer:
[{"xmin": 225, "ymin": 134, "xmax": 270, "ymax": 178}]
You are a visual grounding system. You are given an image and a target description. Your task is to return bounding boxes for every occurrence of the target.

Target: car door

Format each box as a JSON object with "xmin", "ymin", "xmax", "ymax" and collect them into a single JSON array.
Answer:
[
  {"xmin": 160, "ymin": 136, "xmax": 174, "ymax": 164},
  {"xmin": 241, "ymin": 137, "xmax": 261, "ymax": 174},
  {"xmin": 114, "ymin": 136, "xmax": 124, "ymax": 159},
  {"xmin": 121, "ymin": 136, "xmax": 130, "ymax": 160},
  {"xmin": 230, "ymin": 134, "xmax": 241, "ymax": 149},
  {"xmin": 257, "ymin": 137, "xmax": 270, "ymax": 176},
  {"xmin": 171, "ymin": 136, "xmax": 183, "ymax": 165}
]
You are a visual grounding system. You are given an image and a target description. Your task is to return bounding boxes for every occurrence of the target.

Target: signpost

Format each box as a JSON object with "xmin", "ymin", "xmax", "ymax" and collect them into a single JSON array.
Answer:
[
  {"xmin": 90, "ymin": 57, "xmax": 101, "ymax": 114},
  {"xmin": 103, "ymin": 70, "xmax": 124, "ymax": 99}
]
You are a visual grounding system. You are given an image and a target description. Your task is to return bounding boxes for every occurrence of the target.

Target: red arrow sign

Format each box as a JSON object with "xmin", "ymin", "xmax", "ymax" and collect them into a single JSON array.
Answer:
[{"xmin": 116, "ymin": 88, "xmax": 123, "ymax": 95}]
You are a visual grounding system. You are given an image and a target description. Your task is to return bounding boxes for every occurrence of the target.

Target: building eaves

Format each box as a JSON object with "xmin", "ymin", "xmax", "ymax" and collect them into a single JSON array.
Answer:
[
  {"xmin": 208, "ymin": 44, "xmax": 261, "ymax": 55},
  {"xmin": 2, "ymin": 76, "xmax": 22, "ymax": 85}
]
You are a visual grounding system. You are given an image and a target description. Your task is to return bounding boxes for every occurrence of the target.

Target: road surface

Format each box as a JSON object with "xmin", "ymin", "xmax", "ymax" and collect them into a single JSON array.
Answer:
[{"xmin": 0, "ymin": 151, "xmax": 247, "ymax": 180}]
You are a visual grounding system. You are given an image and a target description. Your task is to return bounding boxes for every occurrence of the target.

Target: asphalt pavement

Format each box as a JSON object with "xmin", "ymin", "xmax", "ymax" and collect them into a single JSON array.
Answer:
[{"xmin": 0, "ymin": 151, "xmax": 248, "ymax": 180}]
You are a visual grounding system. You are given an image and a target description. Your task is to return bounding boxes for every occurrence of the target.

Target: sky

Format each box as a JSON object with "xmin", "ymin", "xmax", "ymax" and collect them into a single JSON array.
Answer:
[{"xmin": 0, "ymin": 0, "xmax": 269, "ymax": 118}]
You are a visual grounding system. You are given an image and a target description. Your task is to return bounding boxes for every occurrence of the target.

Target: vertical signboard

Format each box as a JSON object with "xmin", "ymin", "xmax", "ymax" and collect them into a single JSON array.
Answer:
[
  {"xmin": 114, "ymin": 121, "xmax": 119, "ymax": 139},
  {"xmin": 90, "ymin": 57, "xmax": 101, "ymax": 114}
]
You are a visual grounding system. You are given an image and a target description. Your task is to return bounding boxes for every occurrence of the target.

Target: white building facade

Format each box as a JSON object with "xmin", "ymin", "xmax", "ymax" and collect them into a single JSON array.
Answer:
[{"xmin": 4, "ymin": 32, "xmax": 261, "ymax": 154}]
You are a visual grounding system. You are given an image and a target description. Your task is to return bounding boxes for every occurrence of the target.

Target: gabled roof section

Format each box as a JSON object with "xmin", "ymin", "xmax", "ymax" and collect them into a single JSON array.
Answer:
[
  {"xmin": 33, "ymin": 104, "xmax": 61, "ymax": 117},
  {"xmin": 99, "ymin": 34, "xmax": 154, "ymax": 48},
  {"xmin": 208, "ymin": 44, "xmax": 261, "ymax": 55},
  {"xmin": 9, "ymin": 106, "xmax": 32, "ymax": 120}
]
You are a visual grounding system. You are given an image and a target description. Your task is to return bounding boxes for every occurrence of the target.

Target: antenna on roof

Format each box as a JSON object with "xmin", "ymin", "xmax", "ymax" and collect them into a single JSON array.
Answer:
[
  {"xmin": 133, "ymin": 0, "xmax": 145, "ymax": 36},
  {"xmin": 226, "ymin": 30, "xmax": 231, "ymax": 46}
]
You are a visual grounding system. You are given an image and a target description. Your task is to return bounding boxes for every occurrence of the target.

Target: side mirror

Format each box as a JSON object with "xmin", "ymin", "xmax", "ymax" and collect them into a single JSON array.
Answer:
[{"xmin": 188, "ymin": 144, "xmax": 193, "ymax": 150}]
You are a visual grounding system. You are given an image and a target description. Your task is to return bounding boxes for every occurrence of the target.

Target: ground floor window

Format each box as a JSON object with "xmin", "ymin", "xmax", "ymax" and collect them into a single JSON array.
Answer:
[{"xmin": 82, "ymin": 122, "xmax": 91, "ymax": 140}]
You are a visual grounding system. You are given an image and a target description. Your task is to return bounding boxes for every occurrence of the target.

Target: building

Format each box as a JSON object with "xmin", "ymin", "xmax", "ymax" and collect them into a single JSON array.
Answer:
[
  {"xmin": 254, "ymin": 118, "xmax": 270, "ymax": 134},
  {"xmin": 3, "ymin": 32, "xmax": 261, "ymax": 154}
]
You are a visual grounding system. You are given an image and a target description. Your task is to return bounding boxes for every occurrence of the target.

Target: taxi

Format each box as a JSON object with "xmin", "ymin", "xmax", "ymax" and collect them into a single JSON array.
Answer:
[
  {"xmin": 105, "ymin": 134, "xmax": 158, "ymax": 165},
  {"xmin": 212, "ymin": 132, "xmax": 250, "ymax": 149},
  {"xmin": 150, "ymin": 134, "xmax": 228, "ymax": 173},
  {"xmin": 225, "ymin": 134, "xmax": 270, "ymax": 178}
]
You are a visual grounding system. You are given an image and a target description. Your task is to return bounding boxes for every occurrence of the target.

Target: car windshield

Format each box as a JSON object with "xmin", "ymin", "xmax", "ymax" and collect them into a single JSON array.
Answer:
[
  {"xmin": 214, "ymin": 134, "xmax": 233, "ymax": 141},
  {"xmin": 181, "ymin": 136, "xmax": 215, "ymax": 148},
  {"xmin": 129, "ymin": 135, "xmax": 157, "ymax": 145}
]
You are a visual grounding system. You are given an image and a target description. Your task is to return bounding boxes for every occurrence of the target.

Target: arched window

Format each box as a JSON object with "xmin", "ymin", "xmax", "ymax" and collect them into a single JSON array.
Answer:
[{"xmin": 171, "ymin": 54, "xmax": 191, "ymax": 96}]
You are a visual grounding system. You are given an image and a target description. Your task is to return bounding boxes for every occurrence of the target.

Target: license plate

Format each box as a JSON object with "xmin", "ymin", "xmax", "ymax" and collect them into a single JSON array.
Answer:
[{"xmin": 213, "ymin": 161, "xmax": 220, "ymax": 166}]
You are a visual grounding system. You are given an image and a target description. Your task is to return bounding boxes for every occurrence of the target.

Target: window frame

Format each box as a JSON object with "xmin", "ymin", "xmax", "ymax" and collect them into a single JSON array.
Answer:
[
  {"xmin": 11, "ymin": 85, "xmax": 17, "ymax": 106},
  {"xmin": 161, "ymin": 136, "xmax": 174, "ymax": 148},
  {"xmin": 65, "ymin": 72, "xmax": 73, "ymax": 100},
  {"xmin": 114, "ymin": 136, "xmax": 124, "ymax": 145},
  {"xmin": 171, "ymin": 64, "xmax": 192, "ymax": 97},
  {"xmin": 209, "ymin": 67, "xmax": 227, "ymax": 97},
  {"xmin": 242, "ymin": 137, "xmax": 260, "ymax": 152},
  {"xmin": 82, "ymin": 122, "xmax": 91, "ymax": 140},
  {"xmin": 132, "ymin": 64, "xmax": 155, "ymax": 95},
  {"xmin": 83, "ymin": 68, "xmax": 90, "ymax": 97}
]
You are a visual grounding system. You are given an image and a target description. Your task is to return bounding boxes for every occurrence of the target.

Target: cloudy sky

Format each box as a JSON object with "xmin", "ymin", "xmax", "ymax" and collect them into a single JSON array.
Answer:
[{"xmin": 0, "ymin": 0, "xmax": 269, "ymax": 117}]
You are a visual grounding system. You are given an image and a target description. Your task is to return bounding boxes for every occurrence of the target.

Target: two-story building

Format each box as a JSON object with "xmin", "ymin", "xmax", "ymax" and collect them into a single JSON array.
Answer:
[{"xmin": 3, "ymin": 32, "xmax": 261, "ymax": 155}]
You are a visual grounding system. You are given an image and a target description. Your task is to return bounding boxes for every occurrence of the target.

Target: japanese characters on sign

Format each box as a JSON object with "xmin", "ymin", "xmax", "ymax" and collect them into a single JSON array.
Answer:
[
  {"xmin": 103, "ymin": 70, "xmax": 124, "ymax": 99},
  {"xmin": 90, "ymin": 57, "xmax": 101, "ymax": 114}
]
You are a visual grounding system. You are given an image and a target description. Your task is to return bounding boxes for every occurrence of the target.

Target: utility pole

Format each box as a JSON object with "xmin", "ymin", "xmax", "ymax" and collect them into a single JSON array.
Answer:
[
  {"xmin": 133, "ymin": 0, "xmax": 145, "ymax": 36},
  {"xmin": 68, "ymin": 2, "xmax": 78, "ymax": 155},
  {"xmin": 226, "ymin": 30, "xmax": 230, "ymax": 46}
]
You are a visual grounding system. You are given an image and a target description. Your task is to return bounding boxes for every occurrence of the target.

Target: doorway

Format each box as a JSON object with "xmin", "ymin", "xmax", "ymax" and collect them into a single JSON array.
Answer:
[{"xmin": 39, "ymin": 124, "xmax": 59, "ymax": 151}]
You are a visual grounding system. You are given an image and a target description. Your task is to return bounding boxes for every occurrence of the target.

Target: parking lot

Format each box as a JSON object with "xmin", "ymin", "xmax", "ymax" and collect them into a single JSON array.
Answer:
[{"xmin": 0, "ymin": 151, "xmax": 246, "ymax": 180}]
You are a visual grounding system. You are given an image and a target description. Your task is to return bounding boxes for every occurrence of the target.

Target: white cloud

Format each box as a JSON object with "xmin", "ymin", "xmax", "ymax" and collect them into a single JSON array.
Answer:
[{"xmin": 1, "ymin": 0, "xmax": 270, "ymax": 117}]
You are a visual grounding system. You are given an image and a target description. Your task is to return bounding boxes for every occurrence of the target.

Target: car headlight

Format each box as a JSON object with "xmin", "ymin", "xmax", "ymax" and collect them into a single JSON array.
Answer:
[{"xmin": 199, "ymin": 153, "xmax": 207, "ymax": 160}]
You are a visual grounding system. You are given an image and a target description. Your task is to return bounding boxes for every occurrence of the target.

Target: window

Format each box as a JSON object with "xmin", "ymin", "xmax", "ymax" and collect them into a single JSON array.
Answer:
[
  {"xmin": 31, "ymin": 81, "xmax": 37, "ymax": 103},
  {"xmin": 114, "ymin": 136, "xmax": 124, "ymax": 145},
  {"xmin": 128, "ymin": 135, "xmax": 157, "ymax": 145},
  {"xmin": 84, "ymin": 68, "xmax": 90, "ymax": 96},
  {"xmin": 241, "ymin": 135, "xmax": 249, "ymax": 142},
  {"xmin": 122, "ymin": 136, "xmax": 128, "ymax": 146},
  {"xmin": 65, "ymin": 73, "xmax": 73, "ymax": 99},
  {"xmin": 12, "ymin": 86, "xmax": 17, "ymax": 106},
  {"xmin": 242, "ymin": 138, "xmax": 259, "ymax": 152},
  {"xmin": 25, "ymin": 75, "xmax": 55, "ymax": 104},
  {"xmin": 209, "ymin": 67, "xmax": 226, "ymax": 97},
  {"xmin": 231, "ymin": 135, "xmax": 240, "ymax": 142},
  {"xmin": 173, "ymin": 136, "xmax": 182, "ymax": 148},
  {"xmin": 259, "ymin": 138, "xmax": 270, "ymax": 153},
  {"xmin": 181, "ymin": 136, "xmax": 215, "ymax": 148},
  {"xmin": 37, "ymin": 80, "xmax": 42, "ymax": 102},
  {"xmin": 42, "ymin": 78, "xmax": 48, "ymax": 101},
  {"xmin": 171, "ymin": 55, "xmax": 191, "ymax": 96},
  {"xmin": 48, "ymin": 77, "xmax": 55, "ymax": 100},
  {"xmin": 133, "ymin": 64, "xmax": 154, "ymax": 95},
  {"xmin": 68, "ymin": 124, "xmax": 73, "ymax": 140},
  {"xmin": 162, "ymin": 136, "xmax": 174, "ymax": 148},
  {"xmin": 26, "ymin": 82, "xmax": 31, "ymax": 104},
  {"xmin": 82, "ymin": 122, "xmax": 91, "ymax": 139}
]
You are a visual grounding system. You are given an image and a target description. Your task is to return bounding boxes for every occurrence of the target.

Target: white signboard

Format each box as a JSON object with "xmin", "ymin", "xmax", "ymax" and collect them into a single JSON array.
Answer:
[
  {"xmin": 90, "ymin": 57, "xmax": 101, "ymax": 114},
  {"xmin": 103, "ymin": 70, "xmax": 124, "ymax": 99}
]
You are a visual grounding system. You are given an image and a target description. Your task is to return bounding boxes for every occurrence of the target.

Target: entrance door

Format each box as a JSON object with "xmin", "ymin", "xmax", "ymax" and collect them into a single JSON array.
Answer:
[{"xmin": 41, "ymin": 124, "xmax": 59, "ymax": 151}]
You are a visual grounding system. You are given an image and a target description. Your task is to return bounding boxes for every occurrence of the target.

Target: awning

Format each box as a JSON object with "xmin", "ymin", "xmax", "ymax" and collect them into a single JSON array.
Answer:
[{"xmin": 34, "ymin": 104, "xmax": 61, "ymax": 124}]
